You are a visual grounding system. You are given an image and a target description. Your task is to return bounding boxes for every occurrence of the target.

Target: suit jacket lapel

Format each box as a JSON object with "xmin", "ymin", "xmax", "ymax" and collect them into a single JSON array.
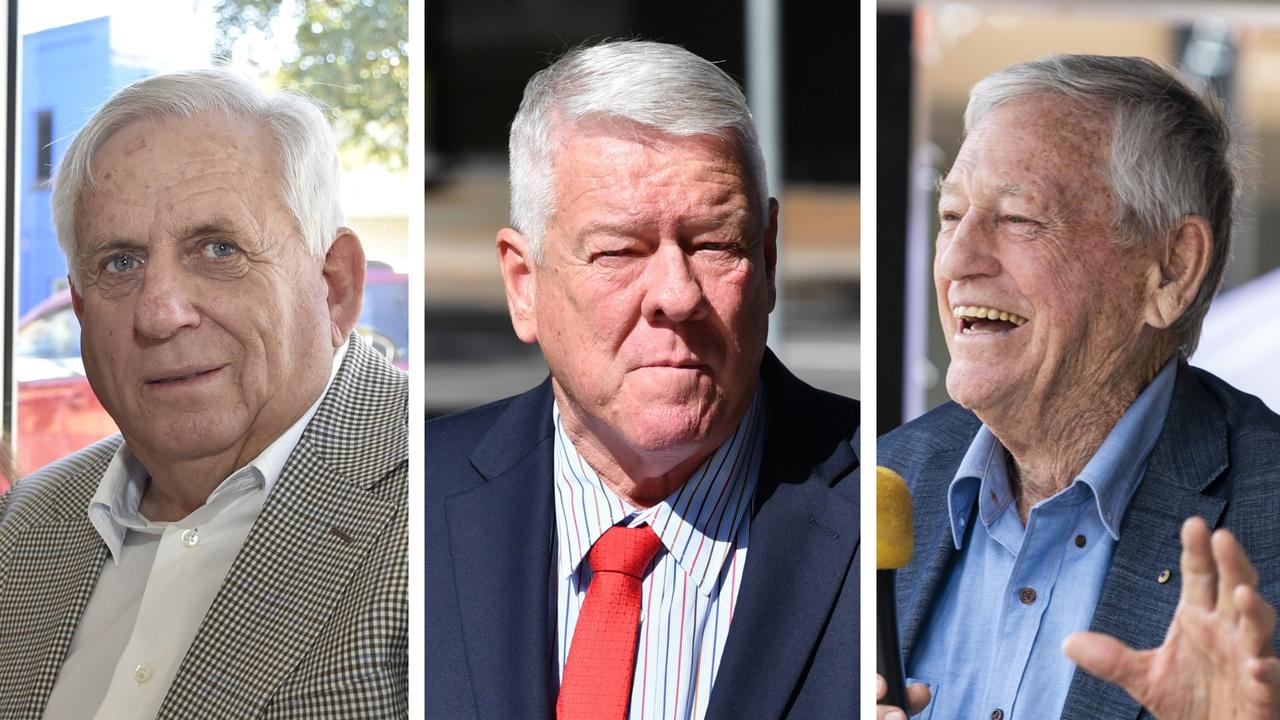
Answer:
[
  {"xmin": 705, "ymin": 357, "xmax": 859, "ymax": 718},
  {"xmin": 0, "ymin": 520, "xmax": 107, "ymax": 719},
  {"xmin": 159, "ymin": 338, "xmax": 406, "ymax": 718},
  {"xmin": 896, "ymin": 447, "xmax": 969, "ymax": 660},
  {"xmin": 445, "ymin": 381, "xmax": 557, "ymax": 720},
  {"xmin": 0, "ymin": 438, "xmax": 115, "ymax": 720},
  {"xmin": 1062, "ymin": 364, "xmax": 1228, "ymax": 720}
]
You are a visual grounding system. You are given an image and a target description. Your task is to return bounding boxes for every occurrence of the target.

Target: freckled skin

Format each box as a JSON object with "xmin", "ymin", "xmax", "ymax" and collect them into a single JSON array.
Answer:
[
  {"xmin": 935, "ymin": 96, "xmax": 1172, "ymax": 509},
  {"xmin": 526, "ymin": 123, "xmax": 775, "ymax": 506},
  {"xmin": 72, "ymin": 112, "xmax": 336, "ymax": 515}
]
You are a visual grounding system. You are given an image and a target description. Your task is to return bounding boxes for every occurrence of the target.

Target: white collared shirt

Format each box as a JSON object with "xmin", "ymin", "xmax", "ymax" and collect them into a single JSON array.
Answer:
[
  {"xmin": 553, "ymin": 385, "xmax": 765, "ymax": 720},
  {"xmin": 42, "ymin": 342, "xmax": 347, "ymax": 720}
]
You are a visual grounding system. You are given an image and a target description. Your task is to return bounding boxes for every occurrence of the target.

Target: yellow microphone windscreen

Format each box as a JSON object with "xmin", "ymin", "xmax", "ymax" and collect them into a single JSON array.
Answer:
[{"xmin": 877, "ymin": 466, "xmax": 913, "ymax": 570}]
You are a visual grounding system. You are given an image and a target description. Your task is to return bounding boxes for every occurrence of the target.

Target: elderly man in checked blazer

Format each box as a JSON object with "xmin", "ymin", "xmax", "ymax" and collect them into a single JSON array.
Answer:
[
  {"xmin": 0, "ymin": 69, "xmax": 407, "ymax": 718},
  {"xmin": 426, "ymin": 41, "xmax": 859, "ymax": 719}
]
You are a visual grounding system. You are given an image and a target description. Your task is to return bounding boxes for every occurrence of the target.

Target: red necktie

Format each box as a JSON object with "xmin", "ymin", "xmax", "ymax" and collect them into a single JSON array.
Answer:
[{"xmin": 557, "ymin": 525, "xmax": 664, "ymax": 720}]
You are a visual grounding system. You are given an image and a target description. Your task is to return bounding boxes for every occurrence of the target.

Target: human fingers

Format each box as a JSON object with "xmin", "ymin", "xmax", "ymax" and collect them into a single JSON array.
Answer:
[
  {"xmin": 1179, "ymin": 516, "xmax": 1216, "ymax": 610},
  {"xmin": 1063, "ymin": 631, "xmax": 1150, "ymax": 695},
  {"xmin": 907, "ymin": 683, "xmax": 931, "ymax": 713},
  {"xmin": 876, "ymin": 683, "xmax": 931, "ymax": 719},
  {"xmin": 1236, "ymin": 583, "xmax": 1277, "ymax": 658},
  {"xmin": 1213, "ymin": 528, "xmax": 1258, "ymax": 622}
]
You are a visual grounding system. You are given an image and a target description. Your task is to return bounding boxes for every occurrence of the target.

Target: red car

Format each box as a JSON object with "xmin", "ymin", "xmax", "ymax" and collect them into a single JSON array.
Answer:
[{"xmin": 12, "ymin": 265, "xmax": 408, "ymax": 483}]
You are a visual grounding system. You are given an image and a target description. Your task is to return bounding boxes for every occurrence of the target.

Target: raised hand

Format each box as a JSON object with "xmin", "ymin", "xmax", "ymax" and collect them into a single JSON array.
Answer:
[{"xmin": 1063, "ymin": 516, "xmax": 1280, "ymax": 719}]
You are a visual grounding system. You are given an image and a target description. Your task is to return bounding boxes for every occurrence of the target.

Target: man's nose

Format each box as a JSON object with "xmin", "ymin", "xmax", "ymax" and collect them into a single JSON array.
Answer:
[
  {"xmin": 133, "ymin": 262, "xmax": 200, "ymax": 340},
  {"xmin": 641, "ymin": 244, "xmax": 707, "ymax": 324},
  {"xmin": 935, "ymin": 209, "xmax": 1001, "ymax": 281}
]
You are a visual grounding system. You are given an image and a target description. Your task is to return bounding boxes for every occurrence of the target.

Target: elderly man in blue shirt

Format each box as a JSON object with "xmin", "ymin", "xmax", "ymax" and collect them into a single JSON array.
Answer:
[{"xmin": 878, "ymin": 54, "xmax": 1280, "ymax": 719}]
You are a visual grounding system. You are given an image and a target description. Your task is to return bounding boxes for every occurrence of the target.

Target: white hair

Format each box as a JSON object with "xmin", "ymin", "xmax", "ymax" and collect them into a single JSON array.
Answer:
[
  {"xmin": 508, "ymin": 40, "xmax": 768, "ymax": 262},
  {"xmin": 966, "ymin": 54, "xmax": 1236, "ymax": 355},
  {"xmin": 51, "ymin": 67, "xmax": 344, "ymax": 280}
]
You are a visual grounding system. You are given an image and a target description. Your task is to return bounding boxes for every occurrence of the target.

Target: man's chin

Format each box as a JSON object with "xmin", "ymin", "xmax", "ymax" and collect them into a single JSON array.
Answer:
[
  {"xmin": 945, "ymin": 367, "xmax": 1018, "ymax": 416},
  {"xmin": 120, "ymin": 414, "xmax": 247, "ymax": 464}
]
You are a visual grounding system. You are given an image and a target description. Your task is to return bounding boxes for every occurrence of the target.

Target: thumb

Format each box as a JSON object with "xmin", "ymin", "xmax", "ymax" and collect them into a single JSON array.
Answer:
[{"xmin": 1064, "ymin": 631, "xmax": 1148, "ymax": 692}]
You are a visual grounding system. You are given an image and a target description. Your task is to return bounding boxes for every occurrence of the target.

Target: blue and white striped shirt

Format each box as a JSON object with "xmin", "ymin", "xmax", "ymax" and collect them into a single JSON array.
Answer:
[{"xmin": 553, "ymin": 386, "xmax": 765, "ymax": 720}]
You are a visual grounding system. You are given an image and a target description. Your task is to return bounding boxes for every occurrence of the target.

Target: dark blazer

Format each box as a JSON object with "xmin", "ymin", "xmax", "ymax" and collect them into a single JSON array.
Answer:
[
  {"xmin": 878, "ymin": 362, "xmax": 1280, "ymax": 720},
  {"xmin": 426, "ymin": 352, "xmax": 859, "ymax": 719},
  {"xmin": 0, "ymin": 336, "xmax": 409, "ymax": 719}
]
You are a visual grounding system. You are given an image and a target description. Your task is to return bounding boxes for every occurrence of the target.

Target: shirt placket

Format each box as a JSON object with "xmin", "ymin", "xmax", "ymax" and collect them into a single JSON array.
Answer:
[{"xmin": 983, "ymin": 501, "xmax": 1070, "ymax": 720}]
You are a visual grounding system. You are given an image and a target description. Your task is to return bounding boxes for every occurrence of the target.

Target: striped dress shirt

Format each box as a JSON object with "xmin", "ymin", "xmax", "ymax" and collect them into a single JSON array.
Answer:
[{"xmin": 552, "ymin": 386, "xmax": 765, "ymax": 720}]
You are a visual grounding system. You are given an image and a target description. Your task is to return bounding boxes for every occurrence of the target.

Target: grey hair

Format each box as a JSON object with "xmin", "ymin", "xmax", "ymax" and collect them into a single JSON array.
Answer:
[
  {"xmin": 965, "ymin": 54, "xmax": 1236, "ymax": 356},
  {"xmin": 52, "ymin": 67, "xmax": 344, "ymax": 280},
  {"xmin": 508, "ymin": 40, "xmax": 768, "ymax": 262}
]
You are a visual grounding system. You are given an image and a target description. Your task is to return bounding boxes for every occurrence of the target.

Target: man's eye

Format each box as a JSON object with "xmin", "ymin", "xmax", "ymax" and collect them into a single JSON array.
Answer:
[
  {"xmin": 699, "ymin": 242, "xmax": 735, "ymax": 252},
  {"xmin": 203, "ymin": 241, "xmax": 238, "ymax": 258},
  {"xmin": 1003, "ymin": 215, "xmax": 1035, "ymax": 225},
  {"xmin": 104, "ymin": 254, "xmax": 140, "ymax": 274}
]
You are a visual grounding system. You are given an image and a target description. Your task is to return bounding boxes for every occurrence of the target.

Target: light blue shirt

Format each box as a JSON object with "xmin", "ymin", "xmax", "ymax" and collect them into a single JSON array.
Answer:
[{"xmin": 907, "ymin": 359, "xmax": 1177, "ymax": 720}]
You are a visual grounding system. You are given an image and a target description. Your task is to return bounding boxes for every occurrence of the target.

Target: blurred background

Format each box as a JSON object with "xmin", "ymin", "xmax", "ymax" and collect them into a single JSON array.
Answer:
[
  {"xmin": 424, "ymin": 1, "xmax": 860, "ymax": 417},
  {"xmin": 878, "ymin": 0, "xmax": 1280, "ymax": 432},
  {"xmin": 1, "ymin": 0, "xmax": 409, "ymax": 488}
]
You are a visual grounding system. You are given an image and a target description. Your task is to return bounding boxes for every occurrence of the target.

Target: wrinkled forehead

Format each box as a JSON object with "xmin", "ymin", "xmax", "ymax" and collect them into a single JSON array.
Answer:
[
  {"xmin": 946, "ymin": 96, "xmax": 1113, "ymax": 202},
  {"xmin": 94, "ymin": 112, "xmax": 276, "ymax": 176},
  {"xmin": 74, "ymin": 113, "xmax": 288, "ymax": 247},
  {"xmin": 548, "ymin": 115, "xmax": 747, "ymax": 179}
]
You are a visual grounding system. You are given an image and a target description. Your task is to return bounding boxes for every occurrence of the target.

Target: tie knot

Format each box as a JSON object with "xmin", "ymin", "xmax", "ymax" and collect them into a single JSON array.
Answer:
[{"xmin": 588, "ymin": 525, "xmax": 663, "ymax": 578}]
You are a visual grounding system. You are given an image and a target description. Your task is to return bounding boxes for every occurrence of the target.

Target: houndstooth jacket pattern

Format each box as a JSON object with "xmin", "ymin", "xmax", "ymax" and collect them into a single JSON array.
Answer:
[{"xmin": 0, "ymin": 335, "xmax": 408, "ymax": 719}]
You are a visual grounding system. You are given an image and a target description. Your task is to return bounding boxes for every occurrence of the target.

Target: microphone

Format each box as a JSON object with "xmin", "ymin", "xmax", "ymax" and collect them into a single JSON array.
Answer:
[{"xmin": 877, "ymin": 466, "xmax": 913, "ymax": 713}]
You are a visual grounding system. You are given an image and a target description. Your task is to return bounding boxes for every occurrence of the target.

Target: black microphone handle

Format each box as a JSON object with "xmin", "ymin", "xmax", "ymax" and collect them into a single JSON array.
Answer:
[{"xmin": 877, "ymin": 568, "xmax": 910, "ymax": 713}]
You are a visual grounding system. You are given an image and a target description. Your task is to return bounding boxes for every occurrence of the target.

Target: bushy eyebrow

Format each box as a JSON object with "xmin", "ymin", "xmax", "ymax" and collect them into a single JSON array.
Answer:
[
  {"xmin": 578, "ymin": 208, "xmax": 752, "ymax": 239},
  {"xmin": 937, "ymin": 177, "xmax": 1023, "ymax": 197},
  {"xmin": 177, "ymin": 218, "xmax": 242, "ymax": 240},
  {"xmin": 79, "ymin": 238, "xmax": 147, "ymax": 258}
]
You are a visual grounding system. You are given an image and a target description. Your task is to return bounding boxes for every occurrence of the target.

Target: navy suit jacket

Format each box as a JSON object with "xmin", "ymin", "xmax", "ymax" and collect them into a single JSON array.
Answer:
[
  {"xmin": 878, "ymin": 362, "xmax": 1280, "ymax": 720},
  {"xmin": 426, "ymin": 352, "xmax": 859, "ymax": 719}
]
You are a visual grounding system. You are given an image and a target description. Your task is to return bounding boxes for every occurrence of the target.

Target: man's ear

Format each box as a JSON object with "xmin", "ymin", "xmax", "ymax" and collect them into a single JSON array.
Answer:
[
  {"xmin": 70, "ymin": 277, "xmax": 85, "ymax": 322},
  {"xmin": 323, "ymin": 228, "xmax": 367, "ymax": 347},
  {"xmin": 1144, "ymin": 215, "xmax": 1213, "ymax": 331},
  {"xmin": 764, "ymin": 198, "xmax": 779, "ymax": 312},
  {"xmin": 496, "ymin": 227, "xmax": 538, "ymax": 344}
]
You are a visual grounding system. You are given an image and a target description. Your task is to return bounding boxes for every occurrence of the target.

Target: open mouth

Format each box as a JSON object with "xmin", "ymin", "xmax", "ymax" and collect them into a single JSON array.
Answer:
[{"xmin": 952, "ymin": 305, "xmax": 1028, "ymax": 335}]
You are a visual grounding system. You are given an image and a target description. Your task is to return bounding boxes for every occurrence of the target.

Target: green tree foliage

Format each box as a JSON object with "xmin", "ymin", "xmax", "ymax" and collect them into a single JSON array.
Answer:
[{"xmin": 212, "ymin": 0, "xmax": 408, "ymax": 168}]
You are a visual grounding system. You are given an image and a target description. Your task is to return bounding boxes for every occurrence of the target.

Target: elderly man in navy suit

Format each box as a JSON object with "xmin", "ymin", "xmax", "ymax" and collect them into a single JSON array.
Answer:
[
  {"xmin": 878, "ymin": 54, "xmax": 1280, "ymax": 719},
  {"xmin": 426, "ymin": 40, "xmax": 858, "ymax": 720}
]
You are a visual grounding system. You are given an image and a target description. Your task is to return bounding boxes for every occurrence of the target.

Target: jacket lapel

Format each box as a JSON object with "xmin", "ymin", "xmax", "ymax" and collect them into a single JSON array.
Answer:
[
  {"xmin": 445, "ymin": 381, "xmax": 557, "ymax": 720},
  {"xmin": 1062, "ymin": 364, "xmax": 1228, "ymax": 720},
  {"xmin": 896, "ymin": 447, "xmax": 970, "ymax": 659},
  {"xmin": 0, "ymin": 519, "xmax": 107, "ymax": 719},
  {"xmin": 158, "ymin": 338, "xmax": 406, "ymax": 717},
  {"xmin": 705, "ymin": 356, "xmax": 859, "ymax": 718}
]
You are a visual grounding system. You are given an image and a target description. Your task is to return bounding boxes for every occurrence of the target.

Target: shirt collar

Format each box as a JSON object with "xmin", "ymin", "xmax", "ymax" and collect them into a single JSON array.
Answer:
[
  {"xmin": 88, "ymin": 340, "xmax": 348, "ymax": 565},
  {"xmin": 552, "ymin": 384, "xmax": 765, "ymax": 597},
  {"xmin": 947, "ymin": 357, "xmax": 1178, "ymax": 548}
]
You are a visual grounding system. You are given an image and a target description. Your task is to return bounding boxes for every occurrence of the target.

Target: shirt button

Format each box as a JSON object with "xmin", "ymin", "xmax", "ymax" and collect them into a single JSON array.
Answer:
[
  {"xmin": 134, "ymin": 663, "xmax": 153, "ymax": 684},
  {"xmin": 1075, "ymin": 534, "xmax": 1087, "ymax": 548},
  {"xmin": 992, "ymin": 709, "xmax": 1004, "ymax": 720},
  {"xmin": 180, "ymin": 528, "xmax": 200, "ymax": 548},
  {"xmin": 1019, "ymin": 587, "xmax": 1037, "ymax": 605}
]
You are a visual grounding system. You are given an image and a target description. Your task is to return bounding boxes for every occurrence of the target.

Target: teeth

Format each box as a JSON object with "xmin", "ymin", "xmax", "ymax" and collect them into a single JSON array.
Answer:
[{"xmin": 952, "ymin": 305, "xmax": 1028, "ymax": 327}]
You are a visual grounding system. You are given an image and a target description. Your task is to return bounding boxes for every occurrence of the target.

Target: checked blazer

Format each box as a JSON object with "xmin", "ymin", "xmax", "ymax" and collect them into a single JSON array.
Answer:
[
  {"xmin": 0, "ymin": 335, "xmax": 408, "ymax": 719},
  {"xmin": 426, "ymin": 351, "xmax": 860, "ymax": 719},
  {"xmin": 878, "ymin": 362, "xmax": 1280, "ymax": 720}
]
